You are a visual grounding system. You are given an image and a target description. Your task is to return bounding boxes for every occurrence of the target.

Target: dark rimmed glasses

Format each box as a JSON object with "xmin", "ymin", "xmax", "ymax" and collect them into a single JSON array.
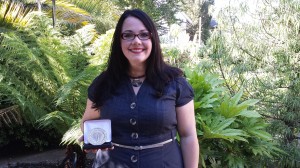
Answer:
[{"xmin": 121, "ymin": 32, "xmax": 151, "ymax": 41}]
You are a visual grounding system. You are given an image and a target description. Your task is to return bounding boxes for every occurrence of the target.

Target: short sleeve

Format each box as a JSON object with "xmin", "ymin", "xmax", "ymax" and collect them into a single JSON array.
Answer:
[
  {"xmin": 175, "ymin": 77, "xmax": 194, "ymax": 107},
  {"xmin": 87, "ymin": 75, "xmax": 101, "ymax": 103}
]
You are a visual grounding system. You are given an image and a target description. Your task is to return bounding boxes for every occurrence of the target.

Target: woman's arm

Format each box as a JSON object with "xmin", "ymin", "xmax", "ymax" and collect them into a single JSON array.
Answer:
[
  {"xmin": 80, "ymin": 99, "xmax": 100, "ymax": 131},
  {"xmin": 176, "ymin": 100, "xmax": 199, "ymax": 168}
]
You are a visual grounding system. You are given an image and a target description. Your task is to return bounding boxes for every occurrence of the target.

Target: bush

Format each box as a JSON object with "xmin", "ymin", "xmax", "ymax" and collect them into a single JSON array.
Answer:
[
  {"xmin": 0, "ymin": 123, "xmax": 61, "ymax": 157},
  {"xmin": 185, "ymin": 67, "xmax": 283, "ymax": 167}
]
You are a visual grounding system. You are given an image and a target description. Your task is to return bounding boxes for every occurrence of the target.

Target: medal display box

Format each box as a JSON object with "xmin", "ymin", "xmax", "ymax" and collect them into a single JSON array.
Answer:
[{"xmin": 83, "ymin": 119, "xmax": 113, "ymax": 149}]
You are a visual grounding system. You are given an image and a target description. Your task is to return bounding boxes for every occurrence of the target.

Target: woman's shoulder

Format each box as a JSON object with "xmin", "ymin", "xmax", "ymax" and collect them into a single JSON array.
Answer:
[
  {"xmin": 89, "ymin": 71, "xmax": 112, "ymax": 88},
  {"xmin": 88, "ymin": 72, "xmax": 107, "ymax": 95},
  {"xmin": 169, "ymin": 75, "xmax": 188, "ymax": 85},
  {"xmin": 170, "ymin": 75, "xmax": 193, "ymax": 93},
  {"xmin": 92, "ymin": 71, "xmax": 107, "ymax": 81}
]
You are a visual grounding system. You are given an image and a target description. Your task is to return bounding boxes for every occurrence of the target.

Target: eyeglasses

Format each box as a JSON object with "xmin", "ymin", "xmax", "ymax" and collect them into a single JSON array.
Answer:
[{"xmin": 121, "ymin": 32, "xmax": 151, "ymax": 41}]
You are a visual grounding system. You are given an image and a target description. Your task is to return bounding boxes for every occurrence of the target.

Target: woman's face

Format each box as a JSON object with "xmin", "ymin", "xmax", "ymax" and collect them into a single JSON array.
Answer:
[{"xmin": 121, "ymin": 16, "xmax": 152, "ymax": 67}]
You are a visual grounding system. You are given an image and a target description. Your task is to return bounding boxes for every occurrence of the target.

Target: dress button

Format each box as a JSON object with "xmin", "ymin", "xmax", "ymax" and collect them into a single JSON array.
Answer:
[
  {"xmin": 130, "ymin": 102, "xmax": 136, "ymax": 109},
  {"xmin": 130, "ymin": 118, "xmax": 136, "ymax": 125},
  {"xmin": 131, "ymin": 132, "xmax": 138, "ymax": 139},
  {"xmin": 131, "ymin": 155, "xmax": 138, "ymax": 163}
]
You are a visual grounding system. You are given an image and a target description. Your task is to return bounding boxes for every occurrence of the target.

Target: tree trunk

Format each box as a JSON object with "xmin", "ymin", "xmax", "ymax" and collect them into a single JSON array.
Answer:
[
  {"xmin": 198, "ymin": 0, "xmax": 202, "ymax": 46},
  {"xmin": 52, "ymin": 0, "xmax": 56, "ymax": 28},
  {"xmin": 36, "ymin": 0, "xmax": 42, "ymax": 12}
]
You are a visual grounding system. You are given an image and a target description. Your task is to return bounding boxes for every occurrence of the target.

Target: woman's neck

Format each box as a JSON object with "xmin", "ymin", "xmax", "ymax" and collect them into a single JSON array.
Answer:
[{"xmin": 128, "ymin": 67, "xmax": 146, "ymax": 78}]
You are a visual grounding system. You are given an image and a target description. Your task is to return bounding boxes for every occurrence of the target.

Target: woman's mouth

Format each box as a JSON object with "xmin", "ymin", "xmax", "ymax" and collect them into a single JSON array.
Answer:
[{"xmin": 130, "ymin": 48, "xmax": 144, "ymax": 53}]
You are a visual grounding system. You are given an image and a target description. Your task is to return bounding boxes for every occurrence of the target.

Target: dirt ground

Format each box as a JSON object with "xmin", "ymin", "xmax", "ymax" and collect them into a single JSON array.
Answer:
[{"xmin": 0, "ymin": 149, "xmax": 95, "ymax": 168}]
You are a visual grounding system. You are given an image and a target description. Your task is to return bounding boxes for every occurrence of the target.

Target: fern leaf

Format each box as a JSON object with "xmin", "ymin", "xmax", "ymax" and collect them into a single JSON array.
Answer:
[{"xmin": 61, "ymin": 122, "xmax": 82, "ymax": 146}]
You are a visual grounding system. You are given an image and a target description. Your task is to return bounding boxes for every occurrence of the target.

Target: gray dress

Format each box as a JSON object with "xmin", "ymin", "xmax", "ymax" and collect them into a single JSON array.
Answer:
[{"xmin": 88, "ymin": 76, "xmax": 194, "ymax": 168}]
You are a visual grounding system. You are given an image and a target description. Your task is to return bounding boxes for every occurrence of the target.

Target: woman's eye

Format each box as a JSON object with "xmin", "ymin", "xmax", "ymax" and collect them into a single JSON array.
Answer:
[
  {"xmin": 124, "ymin": 33, "xmax": 134, "ymax": 38},
  {"xmin": 140, "ymin": 32, "xmax": 149, "ymax": 38}
]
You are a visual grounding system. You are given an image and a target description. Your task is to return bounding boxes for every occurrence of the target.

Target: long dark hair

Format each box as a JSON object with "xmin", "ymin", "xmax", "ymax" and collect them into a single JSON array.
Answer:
[{"xmin": 91, "ymin": 9, "xmax": 183, "ymax": 109}]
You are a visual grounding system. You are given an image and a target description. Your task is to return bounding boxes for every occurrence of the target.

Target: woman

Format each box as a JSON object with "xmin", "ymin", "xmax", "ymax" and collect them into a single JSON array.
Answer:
[{"xmin": 81, "ymin": 9, "xmax": 199, "ymax": 168}]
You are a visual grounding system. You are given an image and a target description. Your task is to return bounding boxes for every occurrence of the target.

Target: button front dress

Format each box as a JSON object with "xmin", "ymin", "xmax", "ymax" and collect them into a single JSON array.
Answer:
[{"xmin": 88, "ymin": 76, "xmax": 194, "ymax": 168}]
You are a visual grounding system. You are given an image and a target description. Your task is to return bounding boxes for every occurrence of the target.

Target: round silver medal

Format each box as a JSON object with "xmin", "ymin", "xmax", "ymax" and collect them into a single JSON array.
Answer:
[{"xmin": 87, "ymin": 128, "xmax": 107, "ymax": 145}]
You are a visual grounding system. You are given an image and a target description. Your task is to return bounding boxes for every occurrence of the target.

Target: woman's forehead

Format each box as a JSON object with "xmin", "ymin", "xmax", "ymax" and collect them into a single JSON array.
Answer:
[{"xmin": 121, "ymin": 16, "xmax": 147, "ymax": 32}]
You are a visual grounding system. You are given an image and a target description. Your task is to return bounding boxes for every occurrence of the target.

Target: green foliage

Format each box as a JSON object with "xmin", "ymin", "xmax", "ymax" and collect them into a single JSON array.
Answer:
[
  {"xmin": 89, "ymin": 29, "xmax": 114, "ymax": 67},
  {"xmin": 0, "ymin": 1, "xmax": 297, "ymax": 167},
  {"xmin": 162, "ymin": 43, "xmax": 201, "ymax": 69},
  {"xmin": 163, "ymin": 47, "xmax": 185, "ymax": 68},
  {"xmin": 1, "ymin": 28, "xmax": 52, "ymax": 122},
  {"xmin": 0, "ymin": 123, "xmax": 61, "ymax": 153},
  {"xmin": 0, "ymin": 0, "xmax": 116, "ymax": 151},
  {"xmin": 36, "ymin": 24, "xmax": 108, "ymax": 138},
  {"xmin": 115, "ymin": 0, "xmax": 180, "ymax": 33},
  {"xmin": 64, "ymin": 0, "xmax": 120, "ymax": 34},
  {"xmin": 57, "ymin": 29, "xmax": 114, "ymax": 145},
  {"xmin": 0, "ymin": 105, "xmax": 22, "ymax": 127},
  {"xmin": 185, "ymin": 67, "xmax": 283, "ymax": 167},
  {"xmin": 0, "ymin": 14, "xmax": 62, "ymax": 148},
  {"xmin": 37, "ymin": 111, "xmax": 75, "ymax": 134},
  {"xmin": 43, "ymin": 0, "xmax": 93, "ymax": 32},
  {"xmin": 0, "ymin": 0, "xmax": 34, "ymax": 28},
  {"xmin": 206, "ymin": 0, "xmax": 300, "ymax": 167},
  {"xmin": 0, "ymin": 0, "xmax": 100, "ymax": 150},
  {"xmin": 61, "ymin": 121, "xmax": 82, "ymax": 145},
  {"xmin": 181, "ymin": 0, "xmax": 214, "ymax": 43}
]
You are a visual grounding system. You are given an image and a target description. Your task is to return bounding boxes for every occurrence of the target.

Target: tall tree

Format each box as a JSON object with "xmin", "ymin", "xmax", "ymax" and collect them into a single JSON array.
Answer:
[
  {"xmin": 115, "ymin": 0, "xmax": 181, "ymax": 34},
  {"xmin": 200, "ymin": 0, "xmax": 214, "ymax": 44},
  {"xmin": 181, "ymin": 0, "xmax": 214, "ymax": 44}
]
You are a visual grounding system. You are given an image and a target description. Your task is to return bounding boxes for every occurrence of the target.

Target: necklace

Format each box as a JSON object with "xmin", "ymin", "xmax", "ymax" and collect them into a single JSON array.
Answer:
[
  {"xmin": 131, "ymin": 78, "xmax": 143, "ymax": 87},
  {"xmin": 129, "ymin": 74, "xmax": 145, "ymax": 87}
]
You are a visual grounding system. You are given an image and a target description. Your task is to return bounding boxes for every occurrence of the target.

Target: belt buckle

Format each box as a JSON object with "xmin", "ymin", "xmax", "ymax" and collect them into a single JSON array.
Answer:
[{"xmin": 134, "ymin": 146, "xmax": 142, "ymax": 150}]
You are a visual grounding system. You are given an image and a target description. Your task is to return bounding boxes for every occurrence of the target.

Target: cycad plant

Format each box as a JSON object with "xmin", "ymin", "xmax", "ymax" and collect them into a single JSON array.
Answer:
[{"xmin": 185, "ymin": 68, "xmax": 283, "ymax": 168}]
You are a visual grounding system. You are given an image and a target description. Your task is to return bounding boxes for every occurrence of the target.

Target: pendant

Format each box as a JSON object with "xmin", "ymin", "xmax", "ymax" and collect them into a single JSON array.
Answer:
[{"xmin": 131, "ymin": 79, "xmax": 143, "ymax": 87}]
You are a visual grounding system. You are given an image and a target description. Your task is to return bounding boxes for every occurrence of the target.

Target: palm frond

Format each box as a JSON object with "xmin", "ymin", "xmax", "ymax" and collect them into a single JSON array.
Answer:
[
  {"xmin": 64, "ymin": 0, "xmax": 120, "ymax": 33},
  {"xmin": 43, "ymin": 0, "xmax": 92, "ymax": 26},
  {"xmin": 0, "ymin": 0, "xmax": 34, "ymax": 27}
]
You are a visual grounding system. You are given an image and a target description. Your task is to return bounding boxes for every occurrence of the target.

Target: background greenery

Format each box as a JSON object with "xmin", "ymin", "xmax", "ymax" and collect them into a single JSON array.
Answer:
[{"xmin": 0, "ymin": 0, "xmax": 299, "ymax": 167}]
